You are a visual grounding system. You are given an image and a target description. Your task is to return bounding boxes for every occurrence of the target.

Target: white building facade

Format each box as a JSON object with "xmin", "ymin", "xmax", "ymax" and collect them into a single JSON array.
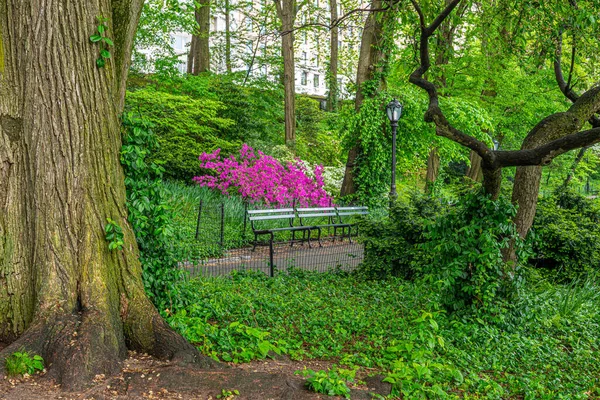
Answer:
[{"xmin": 140, "ymin": 1, "xmax": 364, "ymax": 99}]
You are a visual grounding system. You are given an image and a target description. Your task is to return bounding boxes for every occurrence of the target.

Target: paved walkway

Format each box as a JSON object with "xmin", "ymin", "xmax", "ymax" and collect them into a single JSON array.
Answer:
[{"xmin": 182, "ymin": 239, "xmax": 364, "ymax": 277}]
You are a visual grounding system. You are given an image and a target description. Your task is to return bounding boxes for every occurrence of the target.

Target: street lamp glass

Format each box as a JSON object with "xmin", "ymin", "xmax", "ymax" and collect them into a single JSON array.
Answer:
[{"xmin": 386, "ymin": 98, "xmax": 403, "ymax": 123}]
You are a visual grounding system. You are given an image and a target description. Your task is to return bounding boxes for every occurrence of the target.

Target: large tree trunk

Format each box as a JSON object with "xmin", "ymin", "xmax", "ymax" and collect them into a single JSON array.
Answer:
[
  {"xmin": 327, "ymin": 0, "xmax": 339, "ymax": 112},
  {"xmin": 192, "ymin": 0, "xmax": 211, "ymax": 75},
  {"xmin": 275, "ymin": 0, "xmax": 297, "ymax": 147},
  {"xmin": 0, "ymin": 0, "xmax": 210, "ymax": 390},
  {"xmin": 340, "ymin": 0, "xmax": 385, "ymax": 197}
]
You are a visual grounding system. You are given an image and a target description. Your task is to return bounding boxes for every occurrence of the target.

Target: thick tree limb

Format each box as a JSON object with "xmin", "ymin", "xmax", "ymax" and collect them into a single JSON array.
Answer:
[{"xmin": 495, "ymin": 127, "xmax": 600, "ymax": 167}]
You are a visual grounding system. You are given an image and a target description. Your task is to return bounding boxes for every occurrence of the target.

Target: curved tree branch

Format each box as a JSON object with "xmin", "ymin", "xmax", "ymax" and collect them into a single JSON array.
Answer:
[
  {"xmin": 496, "ymin": 127, "xmax": 600, "ymax": 167},
  {"xmin": 408, "ymin": 0, "xmax": 492, "ymax": 162}
]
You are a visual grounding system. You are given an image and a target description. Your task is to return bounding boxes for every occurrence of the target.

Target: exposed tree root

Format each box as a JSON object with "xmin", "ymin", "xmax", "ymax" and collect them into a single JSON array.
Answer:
[{"xmin": 0, "ymin": 308, "xmax": 219, "ymax": 391}]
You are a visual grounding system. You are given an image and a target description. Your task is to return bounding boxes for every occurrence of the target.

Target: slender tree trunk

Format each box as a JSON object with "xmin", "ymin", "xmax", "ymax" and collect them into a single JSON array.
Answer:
[
  {"xmin": 192, "ymin": 0, "xmax": 211, "ymax": 75},
  {"xmin": 466, "ymin": 150, "xmax": 483, "ymax": 182},
  {"xmin": 0, "ymin": 0, "xmax": 211, "ymax": 389},
  {"xmin": 327, "ymin": 0, "xmax": 339, "ymax": 112},
  {"xmin": 275, "ymin": 0, "xmax": 297, "ymax": 147},
  {"xmin": 425, "ymin": 148, "xmax": 441, "ymax": 193},
  {"xmin": 187, "ymin": 35, "xmax": 197, "ymax": 74},
  {"xmin": 340, "ymin": 0, "xmax": 385, "ymax": 196},
  {"xmin": 563, "ymin": 146, "xmax": 588, "ymax": 187},
  {"xmin": 225, "ymin": 0, "xmax": 232, "ymax": 73}
]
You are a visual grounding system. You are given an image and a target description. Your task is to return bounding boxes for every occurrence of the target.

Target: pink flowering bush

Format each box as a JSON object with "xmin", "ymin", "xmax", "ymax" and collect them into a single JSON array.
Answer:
[{"xmin": 193, "ymin": 144, "xmax": 333, "ymax": 207}]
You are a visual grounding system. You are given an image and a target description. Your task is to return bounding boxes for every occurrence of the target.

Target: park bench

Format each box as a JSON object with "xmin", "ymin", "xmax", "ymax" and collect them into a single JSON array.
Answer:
[
  {"xmin": 247, "ymin": 208, "xmax": 314, "ymax": 251},
  {"xmin": 297, "ymin": 207, "xmax": 353, "ymax": 246}
]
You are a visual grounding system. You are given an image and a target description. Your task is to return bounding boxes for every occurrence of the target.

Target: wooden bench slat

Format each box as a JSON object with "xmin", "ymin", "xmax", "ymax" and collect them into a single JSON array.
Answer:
[
  {"xmin": 247, "ymin": 208, "xmax": 294, "ymax": 214},
  {"xmin": 249, "ymin": 214, "xmax": 295, "ymax": 221},
  {"xmin": 296, "ymin": 207, "xmax": 336, "ymax": 212},
  {"xmin": 298, "ymin": 213, "xmax": 337, "ymax": 218},
  {"xmin": 336, "ymin": 207, "xmax": 368, "ymax": 211}
]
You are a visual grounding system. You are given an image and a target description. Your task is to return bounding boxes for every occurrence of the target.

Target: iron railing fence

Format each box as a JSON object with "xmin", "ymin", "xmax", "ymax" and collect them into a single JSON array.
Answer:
[{"xmin": 181, "ymin": 197, "xmax": 367, "ymax": 277}]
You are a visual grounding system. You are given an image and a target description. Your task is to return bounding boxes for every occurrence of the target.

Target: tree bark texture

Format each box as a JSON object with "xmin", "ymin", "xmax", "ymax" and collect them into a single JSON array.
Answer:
[
  {"xmin": 340, "ymin": 0, "xmax": 385, "ymax": 196},
  {"xmin": 425, "ymin": 148, "xmax": 440, "ymax": 193},
  {"xmin": 327, "ymin": 0, "xmax": 339, "ymax": 112},
  {"xmin": 192, "ymin": 0, "xmax": 211, "ymax": 75},
  {"xmin": 466, "ymin": 150, "xmax": 483, "ymax": 182},
  {"xmin": 274, "ymin": 0, "xmax": 297, "ymax": 147},
  {"xmin": 187, "ymin": 35, "xmax": 197, "ymax": 74},
  {"xmin": 0, "ymin": 0, "xmax": 211, "ymax": 389},
  {"xmin": 225, "ymin": 0, "xmax": 232, "ymax": 73}
]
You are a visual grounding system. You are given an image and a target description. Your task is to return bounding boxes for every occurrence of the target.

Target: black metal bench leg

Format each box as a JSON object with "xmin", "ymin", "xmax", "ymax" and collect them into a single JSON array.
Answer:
[
  {"xmin": 253, "ymin": 233, "xmax": 258, "ymax": 251},
  {"xmin": 291, "ymin": 230, "xmax": 295, "ymax": 247},
  {"xmin": 317, "ymin": 227, "xmax": 323, "ymax": 247}
]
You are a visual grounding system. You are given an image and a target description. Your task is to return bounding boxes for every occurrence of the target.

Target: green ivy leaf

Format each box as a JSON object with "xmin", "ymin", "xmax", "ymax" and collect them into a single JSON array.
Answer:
[{"xmin": 89, "ymin": 35, "xmax": 102, "ymax": 43}]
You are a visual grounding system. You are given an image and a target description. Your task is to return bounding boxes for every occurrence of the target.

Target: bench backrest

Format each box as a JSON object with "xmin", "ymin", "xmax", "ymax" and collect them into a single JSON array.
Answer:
[
  {"xmin": 335, "ymin": 206, "xmax": 369, "ymax": 223},
  {"xmin": 247, "ymin": 208, "xmax": 296, "ymax": 230},
  {"xmin": 296, "ymin": 207, "xmax": 337, "ymax": 225}
]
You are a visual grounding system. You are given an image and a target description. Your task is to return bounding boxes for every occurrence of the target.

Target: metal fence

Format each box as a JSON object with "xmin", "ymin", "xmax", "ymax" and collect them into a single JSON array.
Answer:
[{"xmin": 181, "ymin": 198, "xmax": 365, "ymax": 277}]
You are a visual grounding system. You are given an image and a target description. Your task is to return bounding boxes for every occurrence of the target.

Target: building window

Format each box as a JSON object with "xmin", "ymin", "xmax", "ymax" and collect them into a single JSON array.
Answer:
[
  {"xmin": 301, "ymin": 71, "xmax": 308, "ymax": 86},
  {"xmin": 302, "ymin": 51, "xmax": 307, "ymax": 64},
  {"xmin": 212, "ymin": 17, "xmax": 218, "ymax": 31},
  {"xmin": 314, "ymin": 74, "xmax": 320, "ymax": 88},
  {"xmin": 338, "ymin": 40, "xmax": 342, "ymax": 49}
]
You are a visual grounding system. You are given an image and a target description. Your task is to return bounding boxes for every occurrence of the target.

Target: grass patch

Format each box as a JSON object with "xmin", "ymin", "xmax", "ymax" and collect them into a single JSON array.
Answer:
[{"xmin": 168, "ymin": 270, "xmax": 600, "ymax": 398}]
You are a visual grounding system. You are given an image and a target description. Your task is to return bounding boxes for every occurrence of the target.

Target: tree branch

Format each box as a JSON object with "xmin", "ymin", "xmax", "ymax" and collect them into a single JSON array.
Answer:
[
  {"xmin": 408, "ymin": 0, "xmax": 492, "ymax": 162},
  {"xmin": 496, "ymin": 127, "xmax": 600, "ymax": 167}
]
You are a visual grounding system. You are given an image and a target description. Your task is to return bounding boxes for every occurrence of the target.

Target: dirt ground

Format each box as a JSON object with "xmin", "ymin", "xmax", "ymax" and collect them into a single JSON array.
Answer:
[{"xmin": 0, "ymin": 352, "xmax": 391, "ymax": 400}]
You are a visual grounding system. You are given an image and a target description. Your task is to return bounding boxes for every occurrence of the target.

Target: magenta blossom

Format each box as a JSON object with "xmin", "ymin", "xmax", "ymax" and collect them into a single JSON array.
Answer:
[{"xmin": 193, "ymin": 144, "xmax": 333, "ymax": 207}]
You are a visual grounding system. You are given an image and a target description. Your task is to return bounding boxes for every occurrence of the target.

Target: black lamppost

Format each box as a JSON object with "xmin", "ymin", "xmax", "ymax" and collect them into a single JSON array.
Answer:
[{"xmin": 386, "ymin": 98, "xmax": 403, "ymax": 206}]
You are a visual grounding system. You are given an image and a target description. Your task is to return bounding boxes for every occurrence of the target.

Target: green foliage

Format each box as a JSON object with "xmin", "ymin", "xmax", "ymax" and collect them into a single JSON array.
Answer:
[
  {"xmin": 104, "ymin": 218, "xmax": 124, "ymax": 251},
  {"xmin": 5, "ymin": 351, "xmax": 44, "ymax": 376},
  {"xmin": 125, "ymin": 87, "xmax": 238, "ymax": 181},
  {"xmin": 423, "ymin": 192, "xmax": 529, "ymax": 314},
  {"xmin": 340, "ymin": 94, "xmax": 391, "ymax": 206},
  {"xmin": 296, "ymin": 96, "xmax": 342, "ymax": 167},
  {"xmin": 531, "ymin": 190, "xmax": 600, "ymax": 280},
  {"xmin": 360, "ymin": 192, "xmax": 444, "ymax": 279},
  {"xmin": 383, "ymin": 312, "xmax": 463, "ymax": 399},
  {"xmin": 295, "ymin": 367, "xmax": 355, "ymax": 398},
  {"xmin": 90, "ymin": 16, "xmax": 114, "ymax": 68},
  {"xmin": 168, "ymin": 311, "xmax": 286, "ymax": 363},
  {"xmin": 121, "ymin": 113, "xmax": 183, "ymax": 309},
  {"xmin": 216, "ymin": 389, "xmax": 239, "ymax": 399},
  {"xmin": 166, "ymin": 270, "xmax": 600, "ymax": 397}
]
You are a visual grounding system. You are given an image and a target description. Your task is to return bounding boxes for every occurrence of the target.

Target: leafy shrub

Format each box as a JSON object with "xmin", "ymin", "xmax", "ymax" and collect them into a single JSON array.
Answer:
[
  {"xmin": 168, "ymin": 311, "xmax": 286, "ymax": 363},
  {"xmin": 360, "ymin": 192, "xmax": 445, "ymax": 279},
  {"xmin": 125, "ymin": 87, "xmax": 239, "ymax": 180},
  {"xmin": 422, "ymin": 192, "xmax": 529, "ymax": 314},
  {"xmin": 531, "ymin": 190, "xmax": 600, "ymax": 280},
  {"xmin": 5, "ymin": 351, "xmax": 44, "ymax": 376},
  {"xmin": 383, "ymin": 312, "xmax": 463, "ymax": 399},
  {"xmin": 121, "ymin": 113, "xmax": 183, "ymax": 309},
  {"xmin": 194, "ymin": 144, "xmax": 333, "ymax": 207},
  {"xmin": 295, "ymin": 367, "xmax": 356, "ymax": 398}
]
